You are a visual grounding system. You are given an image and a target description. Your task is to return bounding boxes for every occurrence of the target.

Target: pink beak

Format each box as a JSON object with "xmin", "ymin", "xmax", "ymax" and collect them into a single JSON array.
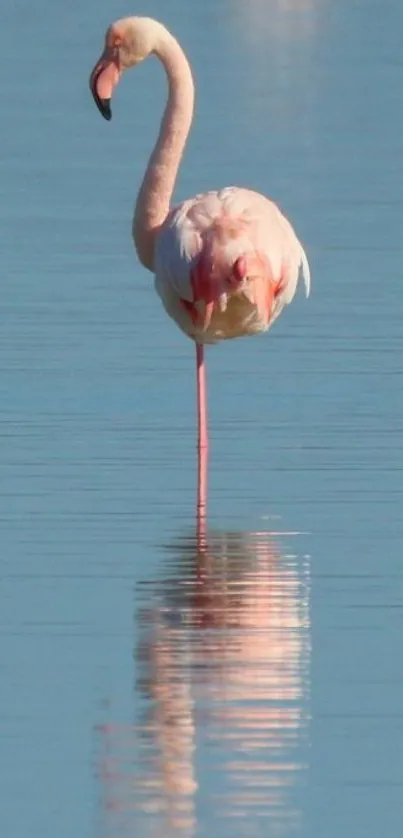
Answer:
[{"xmin": 89, "ymin": 48, "xmax": 121, "ymax": 121}]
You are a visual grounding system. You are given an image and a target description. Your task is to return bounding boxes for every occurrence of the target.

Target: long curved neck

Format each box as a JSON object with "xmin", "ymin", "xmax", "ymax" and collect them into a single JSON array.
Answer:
[{"xmin": 133, "ymin": 32, "xmax": 195, "ymax": 271}]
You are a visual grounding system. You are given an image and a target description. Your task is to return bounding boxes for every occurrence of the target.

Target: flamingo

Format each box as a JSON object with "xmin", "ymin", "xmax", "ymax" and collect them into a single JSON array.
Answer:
[{"xmin": 89, "ymin": 16, "xmax": 311, "ymax": 521}]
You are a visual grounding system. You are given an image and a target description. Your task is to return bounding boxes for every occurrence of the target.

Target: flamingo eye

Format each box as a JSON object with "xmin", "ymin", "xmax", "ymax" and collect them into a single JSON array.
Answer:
[{"xmin": 106, "ymin": 27, "xmax": 122, "ymax": 49}]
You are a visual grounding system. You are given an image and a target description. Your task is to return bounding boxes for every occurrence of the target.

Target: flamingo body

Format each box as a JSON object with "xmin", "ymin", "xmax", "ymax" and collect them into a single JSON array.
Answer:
[{"xmin": 154, "ymin": 187, "xmax": 310, "ymax": 344}]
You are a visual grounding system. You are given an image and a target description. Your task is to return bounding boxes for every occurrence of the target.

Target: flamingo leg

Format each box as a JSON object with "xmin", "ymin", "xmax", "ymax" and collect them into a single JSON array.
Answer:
[{"xmin": 196, "ymin": 342, "xmax": 208, "ymax": 524}]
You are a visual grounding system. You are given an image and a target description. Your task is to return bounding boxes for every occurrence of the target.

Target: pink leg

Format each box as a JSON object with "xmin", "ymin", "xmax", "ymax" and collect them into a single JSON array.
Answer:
[{"xmin": 196, "ymin": 343, "xmax": 208, "ymax": 527}]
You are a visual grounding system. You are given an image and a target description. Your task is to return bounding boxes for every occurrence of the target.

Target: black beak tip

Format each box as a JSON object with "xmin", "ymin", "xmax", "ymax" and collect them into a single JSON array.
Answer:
[
  {"xmin": 90, "ymin": 82, "xmax": 112, "ymax": 121},
  {"xmin": 98, "ymin": 98, "xmax": 112, "ymax": 121}
]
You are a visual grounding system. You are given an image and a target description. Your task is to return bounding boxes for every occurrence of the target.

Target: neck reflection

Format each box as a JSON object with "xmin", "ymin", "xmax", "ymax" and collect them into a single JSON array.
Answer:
[{"xmin": 97, "ymin": 522, "xmax": 311, "ymax": 837}]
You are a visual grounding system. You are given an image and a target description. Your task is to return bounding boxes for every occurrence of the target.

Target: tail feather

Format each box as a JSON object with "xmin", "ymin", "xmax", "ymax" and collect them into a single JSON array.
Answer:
[{"xmin": 300, "ymin": 245, "xmax": 311, "ymax": 298}]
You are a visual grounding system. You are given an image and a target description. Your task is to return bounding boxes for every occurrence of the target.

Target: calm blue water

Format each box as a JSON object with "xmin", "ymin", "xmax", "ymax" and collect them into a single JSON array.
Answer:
[{"xmin": 1, "ymin": 0, "xmax": 403, "ymax": 836}]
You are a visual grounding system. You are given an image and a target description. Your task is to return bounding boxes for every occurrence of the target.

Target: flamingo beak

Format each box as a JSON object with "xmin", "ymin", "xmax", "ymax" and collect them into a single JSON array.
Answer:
[{"xmin": 89, "ymin": 48, "xmax": 121, "ymax": 121}]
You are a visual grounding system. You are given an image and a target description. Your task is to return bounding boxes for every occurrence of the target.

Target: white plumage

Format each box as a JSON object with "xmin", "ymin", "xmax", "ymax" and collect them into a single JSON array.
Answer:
[{"xmin": 154, "ymin": 187, "xmax": 310, "ymax": 344}]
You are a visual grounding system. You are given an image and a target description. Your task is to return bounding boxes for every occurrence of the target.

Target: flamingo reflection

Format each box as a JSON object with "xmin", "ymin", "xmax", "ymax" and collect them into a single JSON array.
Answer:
[{"xmin": 96, "ymin": 521, "xmax": 310, "ymax": 838}]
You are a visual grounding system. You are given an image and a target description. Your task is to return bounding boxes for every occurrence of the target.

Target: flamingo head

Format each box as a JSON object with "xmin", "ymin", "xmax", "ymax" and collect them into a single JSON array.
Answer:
[{"xmin": 89, "ymin": 17, "xmax": 163, "ymax": 121}]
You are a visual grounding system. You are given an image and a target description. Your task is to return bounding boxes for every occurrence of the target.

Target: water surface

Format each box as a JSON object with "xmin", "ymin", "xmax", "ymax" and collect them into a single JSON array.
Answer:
[{"xmin": 1, "ymin": 0, "xmax": 403, "ymax": 836}]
